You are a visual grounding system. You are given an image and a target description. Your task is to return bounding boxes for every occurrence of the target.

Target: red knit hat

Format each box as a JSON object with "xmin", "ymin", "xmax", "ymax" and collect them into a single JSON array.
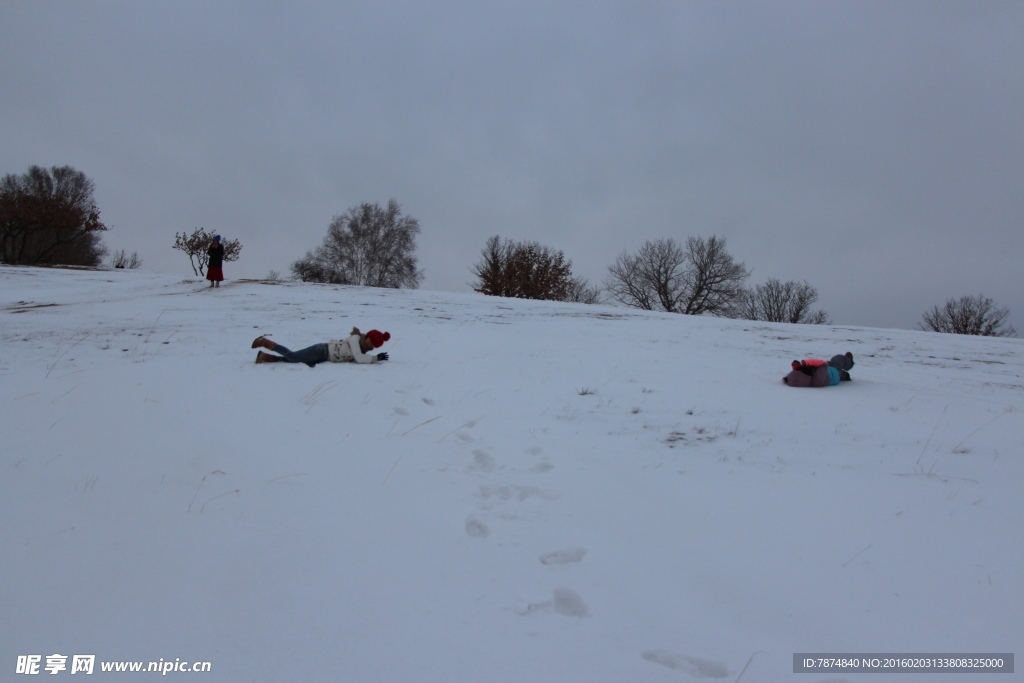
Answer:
[{"xmin": 366, "ymin": 329, "xmax": 391, "ymax": 348}]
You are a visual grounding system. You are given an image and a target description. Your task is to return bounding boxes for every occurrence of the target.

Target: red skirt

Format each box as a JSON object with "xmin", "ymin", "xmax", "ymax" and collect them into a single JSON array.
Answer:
[{"xmin": 206, "ymin": 266, "xmax": 224, "ymax": 282}]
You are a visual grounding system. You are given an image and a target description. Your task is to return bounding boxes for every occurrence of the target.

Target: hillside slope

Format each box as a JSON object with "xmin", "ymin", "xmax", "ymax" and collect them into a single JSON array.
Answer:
[{"xmin": 2, "ymin": 266, "xmax": 1022, "ymax": 682}]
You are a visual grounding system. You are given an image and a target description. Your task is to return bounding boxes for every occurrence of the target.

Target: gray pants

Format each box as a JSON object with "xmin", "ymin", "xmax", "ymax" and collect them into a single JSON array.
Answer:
[{"xmin": 827, "ymin": 354, "xmax": 853, "ymax": 381}]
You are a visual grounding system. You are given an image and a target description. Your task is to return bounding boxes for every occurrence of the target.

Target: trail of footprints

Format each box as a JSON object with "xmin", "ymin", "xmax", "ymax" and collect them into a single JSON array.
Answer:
[
  {"xmin": 456, "ymin": 425, "xmax": 731, "ymax": 679},
  {"xmin": 460, "ymin": 438, "xmax": 592, "ymax": 620}
]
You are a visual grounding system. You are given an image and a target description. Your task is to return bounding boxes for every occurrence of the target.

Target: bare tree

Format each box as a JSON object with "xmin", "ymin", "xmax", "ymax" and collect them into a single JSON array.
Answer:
[
  {"xmin": 565, "ymin": 276, "xmax": 602, "ymax": 304},
  {"xmin": 681, "ymin": 235, "xmax": 750, "ymax": 315},
  {"xmin": 290, "ymin": 254, "xmax": 337, "ymax": 284},
  {"xmin": 918, "ymin": 294, "xmax": 1016, "ymax": 337},
  {"xmin": 606, "ymin": 250, "xmax": 657, "ymax": 311},
  {"xmin": 731, "ymin": 278, "xmax": 830, "ymax": 324},
  {"xmin": 0, "ymin": 165, "xmax": 109, "ymax": 266},
  {"xmin": 291, "ymin": 200, "xmax": 422, "ymax": 288},
  {"xmin": 605, "ymin": 236, "xmax": 749, "ymax": 315},
  {"xmin": 470, "ymin": 235, "xmax": 589, "ymax": 302},
  {"xmin": 110, "ymin": 249, "xmax": 142, "ymax": 269},
  {"xmin": 173, "ymin": 228, "xmax": 242, "ymax": 276},
  {"xmin": 606, "ymin": 238, "xmax": 686, "ymax": 312}
]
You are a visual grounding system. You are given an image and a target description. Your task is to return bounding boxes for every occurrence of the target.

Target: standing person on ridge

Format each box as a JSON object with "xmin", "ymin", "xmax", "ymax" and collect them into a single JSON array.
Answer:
[
  {"xmin": 251, "ymin": 328, "xmax": 391, "ymax": 367},
  {"xmin": 206, "ymin": 235, "xmax": 225, "ymax": 288}
]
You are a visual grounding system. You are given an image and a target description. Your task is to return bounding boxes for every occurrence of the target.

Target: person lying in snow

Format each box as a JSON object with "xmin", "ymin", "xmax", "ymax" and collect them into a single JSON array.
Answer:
[
  {"xmin": 251, "ymin": 328, "xmax": 390, "ymax": 367},
  {"xmin": 783, "ymin": 352, "xmax": 854, "ymax": 387}
]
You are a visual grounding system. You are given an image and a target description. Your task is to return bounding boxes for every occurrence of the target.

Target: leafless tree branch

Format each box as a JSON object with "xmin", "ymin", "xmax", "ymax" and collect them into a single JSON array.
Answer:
[
  {"xmin": 919, "ymin": 294, "xmax": 1015, "ymax": 337},
  {"xmin": 605, "ymin": 236, "xmax": 748, "ymax": 315}
]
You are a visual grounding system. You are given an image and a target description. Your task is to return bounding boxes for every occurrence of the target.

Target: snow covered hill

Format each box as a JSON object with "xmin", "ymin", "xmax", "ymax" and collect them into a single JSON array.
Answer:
[{"xmin": 2, "ymin": 265, "xmax": 1021, "ymax": 682}]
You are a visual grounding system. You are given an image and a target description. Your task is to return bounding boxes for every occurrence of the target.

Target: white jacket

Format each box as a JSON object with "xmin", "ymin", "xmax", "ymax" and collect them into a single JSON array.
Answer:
[
  {"xmin": 325, "ymin": 335, "xmax": 378, "ymax": 362},
  {"xmin": 327, "ymin": 334, "xmax": 379, "ymax": 364}
]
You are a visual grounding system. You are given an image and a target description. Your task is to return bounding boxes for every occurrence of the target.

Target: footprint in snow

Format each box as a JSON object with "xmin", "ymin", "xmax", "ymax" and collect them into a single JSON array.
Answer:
[
  {"xmin": 393, "ymin": 407, "xmax": 409, "ymax": 416},
  {"xmin": 529, "ymin": 461, "xmax": 554, "ymax": 473},
  {"xmin": 465, "ymin": 516, "xmax": 489, "ymax": 538},
  {"xmin": 552, "ymin": 588, "xmax": 590, "ymax": 617},
  {"xmin": 517, "ymin": 588, "xmax": 590, "ymax": 618},
  {"xmin": 479, "ymin": 484, "xmax": 561, "ymax": 503},
  {"xmin": 471, "ymin": 449, "xmax": 498, "ymax": 472},
  {"xmin": 641, "ymin": 650, "xmax": 729, "ymax": 678},
  {"xmin": 539, "ymin": 548, "xmax": 587, "ymax": 565}
]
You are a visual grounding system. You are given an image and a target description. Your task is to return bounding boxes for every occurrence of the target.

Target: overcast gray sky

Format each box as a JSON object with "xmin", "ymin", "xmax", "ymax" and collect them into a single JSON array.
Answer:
[{"xmin": 3, "ymin": 1, "xmax": 1022, "ymax": 332}]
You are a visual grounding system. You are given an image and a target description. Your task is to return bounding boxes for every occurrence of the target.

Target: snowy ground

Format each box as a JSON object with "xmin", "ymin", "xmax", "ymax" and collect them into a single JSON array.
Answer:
[{"xmin": 2, "ymin": 265, "xmax": 1022, "ymax": 682}]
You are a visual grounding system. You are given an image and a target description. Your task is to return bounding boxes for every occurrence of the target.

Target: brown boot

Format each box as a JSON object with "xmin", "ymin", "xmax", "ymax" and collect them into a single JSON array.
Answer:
[
  {"xmin": 255, "ymin": 351, "xmax": 281, "ymax": 364},
  {"xmin": 252, "ymin": 336, "xmax": 276, "ymax": 350}
]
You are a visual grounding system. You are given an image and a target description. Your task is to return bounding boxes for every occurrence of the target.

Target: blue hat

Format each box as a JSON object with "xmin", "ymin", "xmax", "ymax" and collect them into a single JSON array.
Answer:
[{"xmin": 214, "ymin": 235, "xmax": 221, "ymax": 242}]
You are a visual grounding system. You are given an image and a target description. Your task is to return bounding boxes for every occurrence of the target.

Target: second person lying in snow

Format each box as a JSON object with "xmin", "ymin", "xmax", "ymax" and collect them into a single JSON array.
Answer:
[
  {"xmin": 252, "ymin": 327, "xmax": 390, "ymax": 367},
  {"xmin": 783, "ymin": 353, "xmax": 854, "ymax": 387}
]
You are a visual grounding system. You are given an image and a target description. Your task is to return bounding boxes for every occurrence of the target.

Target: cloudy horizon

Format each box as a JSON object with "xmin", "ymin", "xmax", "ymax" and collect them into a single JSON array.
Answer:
[{"xmin": 2, "ymin": 1, "xmax": 1021, "ymax": 333}]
